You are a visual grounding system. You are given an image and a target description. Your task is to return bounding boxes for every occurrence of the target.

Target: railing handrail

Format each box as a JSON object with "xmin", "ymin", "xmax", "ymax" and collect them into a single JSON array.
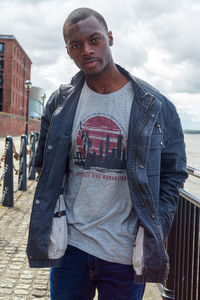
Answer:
[
  {"xmin": 179, "ymin": 187, "xmax": 200, "ymax": 208},
  {"xmin": 187, "ymin": 166, "xmax": 200, "ymax": 178},
  {"xmin": 180, "ymin": 166, "xmax": 200, "ymax": 208}
]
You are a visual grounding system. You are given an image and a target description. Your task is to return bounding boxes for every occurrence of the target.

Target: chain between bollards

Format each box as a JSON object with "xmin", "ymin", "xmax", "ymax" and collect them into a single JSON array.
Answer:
[
  {"xmin": 18, "ymin": 134, "xmax": 27, "ymax": 191},
  {"xmin": 28, "ymin": 132, "xmax": 37, "ymax": 180}
]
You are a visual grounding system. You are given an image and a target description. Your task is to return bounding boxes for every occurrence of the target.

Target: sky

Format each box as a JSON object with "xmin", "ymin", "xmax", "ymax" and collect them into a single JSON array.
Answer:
[{"xmin": 0, "ymin": 0, "xmax": 199, "ymax": 130}]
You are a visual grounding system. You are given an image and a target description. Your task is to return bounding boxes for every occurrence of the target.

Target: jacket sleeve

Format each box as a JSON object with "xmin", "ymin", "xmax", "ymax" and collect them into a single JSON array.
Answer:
[
  {"xmin": 159, "ymin": 100, "xmax": 188, "ymax": 241},
  {"xmin": 34, "ymin": 89, "xmax": 60, "ymax": 173}
]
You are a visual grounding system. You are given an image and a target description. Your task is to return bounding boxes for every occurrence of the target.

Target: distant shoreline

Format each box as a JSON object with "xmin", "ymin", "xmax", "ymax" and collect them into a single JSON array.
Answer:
[{"xmin": 184, "ymin": 130, "xmax": 200, "ymax": 134}]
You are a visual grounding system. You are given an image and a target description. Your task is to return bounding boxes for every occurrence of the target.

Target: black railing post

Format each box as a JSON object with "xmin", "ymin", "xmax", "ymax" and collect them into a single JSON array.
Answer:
[
  {"xmin": 187, "ymin": 204, "xmax": 195, "ymax": 300},
  {"xmin": 1, "ymin": 136, "xmax": 14, "ymax": 207},
  {"xmin": 184, "ymin": 201, "xmax": 192, "ymax": 300},
  {"xmin": 179, "ymin": 198, "xmax": 187, "ymax": 300},
  {"xmin": 28, "ymin": 132, "xmax": 36, "ymax": 180},
  {"xmin": 18, "ymin": 134, "xmax": 27, "ymax": 191},
  {"xmin": 175, "ymin": 197, "xmax": 183, "ymax": 300},
  {"xmin": 161, "ymin": 217, "xmax": 176, "ymax": 300},
  {"xmin": 192, "ymin": 206, "xmax": 199, "ymax": 300}
]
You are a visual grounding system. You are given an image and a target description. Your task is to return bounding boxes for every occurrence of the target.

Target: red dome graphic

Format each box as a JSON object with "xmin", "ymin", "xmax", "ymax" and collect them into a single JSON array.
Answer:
[{"xmin": 74, "ymin": 116, "xmax": 126, "ymax": 171}]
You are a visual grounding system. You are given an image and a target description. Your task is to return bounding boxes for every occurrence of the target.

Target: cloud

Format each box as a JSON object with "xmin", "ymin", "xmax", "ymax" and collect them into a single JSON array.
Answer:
[
  {"xmin": 150, "ymin": 2, "xmax": 200, "ymax": 66},
  {"xmin": 130, "ymin": 50, "xmax": 200, "ymax": 95},
  {"xmin": 131, "ymin": 0, "xmax": 182, "ymax": 19},
  {"xmin": 169, "ymin": 93, "xmax": 200, "ymax": 121},
  {"xmin": 31, "ymin": 54, "xmax": 79, "ymax": 93},
  {"xmin": 168, "ymin": 92, "xmax": 200, "ymax": 129}
]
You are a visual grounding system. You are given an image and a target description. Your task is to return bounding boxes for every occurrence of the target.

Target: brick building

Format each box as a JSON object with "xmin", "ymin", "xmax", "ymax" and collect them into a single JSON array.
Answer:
[
  {"xmin": 0, "ymin": 34, "xmax": 32, "ymax": 115},
  {"xmin": 0, "ymin": 35, "xmax": 41, "ymax": 137}
]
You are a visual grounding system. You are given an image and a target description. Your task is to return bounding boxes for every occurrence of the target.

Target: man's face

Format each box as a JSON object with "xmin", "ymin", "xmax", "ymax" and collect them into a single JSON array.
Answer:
[{"xmin": 64, "ymin": 16, "xmax": 113, "ymax": 76}]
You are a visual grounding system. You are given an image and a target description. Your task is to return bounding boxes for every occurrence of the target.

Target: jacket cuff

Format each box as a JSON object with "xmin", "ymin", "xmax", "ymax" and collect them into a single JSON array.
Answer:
[{"xmin": 28, "ymin": 256, "xmax": 64, "ymax": 268}]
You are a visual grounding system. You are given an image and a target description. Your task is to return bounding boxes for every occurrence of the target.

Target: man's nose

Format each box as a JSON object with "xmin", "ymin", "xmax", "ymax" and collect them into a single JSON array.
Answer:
[{"xmin": 81, "ymin": 42, "xmax": 94, "ymax": 56}]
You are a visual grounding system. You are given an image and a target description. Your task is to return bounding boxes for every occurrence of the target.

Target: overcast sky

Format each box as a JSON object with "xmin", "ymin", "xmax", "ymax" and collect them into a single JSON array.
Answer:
[{"xmin": 0, "ymin": 0, "xmax": 199, "ymax": 129}]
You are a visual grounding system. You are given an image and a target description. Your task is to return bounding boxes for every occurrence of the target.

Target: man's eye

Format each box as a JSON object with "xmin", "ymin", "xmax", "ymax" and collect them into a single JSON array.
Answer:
[
  {"xmin": 91, "ymin": 37, "xmax": 101, "ymax": 43},
  {"xmin": 70, "ymin": 44, "xmax": 81, "ymax": 49}
]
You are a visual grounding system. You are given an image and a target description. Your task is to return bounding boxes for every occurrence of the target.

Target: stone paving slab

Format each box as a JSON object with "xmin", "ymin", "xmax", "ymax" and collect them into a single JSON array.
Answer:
[{"xmin": 0, "ymin": 135, "xmax": 162, "ymax": 299}]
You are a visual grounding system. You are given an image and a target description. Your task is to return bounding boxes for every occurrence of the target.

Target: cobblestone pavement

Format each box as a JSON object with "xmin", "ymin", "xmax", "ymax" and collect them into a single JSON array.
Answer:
[
  {"xmin": 0, "ymin": 135, "xmax": 162, "ymax": 299},
  {"xmin": 0, "ymin": 181, "xmax": 50, "ymax": 299}
]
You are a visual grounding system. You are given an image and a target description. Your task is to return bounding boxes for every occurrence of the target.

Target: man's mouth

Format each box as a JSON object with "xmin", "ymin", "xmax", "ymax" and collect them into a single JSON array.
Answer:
[{"xmin": 83, "ymin": 59, "xmax": 98, "ymax": 68}]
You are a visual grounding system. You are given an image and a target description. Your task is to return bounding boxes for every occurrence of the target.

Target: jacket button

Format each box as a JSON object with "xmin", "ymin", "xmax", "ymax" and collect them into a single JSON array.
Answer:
[
  {"xmin": 151, "ymin": 114, "xmax": 155, "ymax": 118},
  {"xmin": 48, "ymin": 145, "xmax": 52, "ymax": 150},
  {"xmin": 160, "ymin": 141, "xmax": 163, "ymax": 146},
  {"xmin": 151, "ymin": 214, "xmax": 156, "ymax": 219},
  {"xmin": 139, "ymin": 164, "xmax": 144, "ymax": 169},
  {"xmin": 35, "ymin": 199, "xmax": 40, "ymax": 204}
]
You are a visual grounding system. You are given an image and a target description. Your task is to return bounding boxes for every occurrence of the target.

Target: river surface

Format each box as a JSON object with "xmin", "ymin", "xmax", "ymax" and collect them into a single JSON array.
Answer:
[{"xmin": 184, "ymin": 134, "xmax": 200, "ymax": 199}]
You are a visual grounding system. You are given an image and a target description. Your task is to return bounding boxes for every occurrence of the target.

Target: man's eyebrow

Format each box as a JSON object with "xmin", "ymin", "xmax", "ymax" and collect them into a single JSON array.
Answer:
[
  {"xmin": 68, "ymin": 40, "xmax": 80, "ymax": 44},
  {"xmin": 67, "ymin": 32, "xmax": 103, "ymax": 46},
  {"xmin": 68, "ymin": 32, "xmax": 102, "ymax": 44},
  {"xmin": 89, "ymin": 32, "xmax": 102, "ymax": 38}
]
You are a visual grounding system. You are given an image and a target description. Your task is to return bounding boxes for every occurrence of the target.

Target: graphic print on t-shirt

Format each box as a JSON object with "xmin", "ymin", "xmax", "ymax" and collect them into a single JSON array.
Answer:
[{"xmin": 73, "ymin": 115, "xmax": 127, "ymax": 172}]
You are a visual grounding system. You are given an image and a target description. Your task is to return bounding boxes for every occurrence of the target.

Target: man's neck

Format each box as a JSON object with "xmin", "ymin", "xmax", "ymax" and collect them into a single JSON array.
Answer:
[{"xmin": 85, "ymin": 64, "xmax": 129, "ymax": 94}]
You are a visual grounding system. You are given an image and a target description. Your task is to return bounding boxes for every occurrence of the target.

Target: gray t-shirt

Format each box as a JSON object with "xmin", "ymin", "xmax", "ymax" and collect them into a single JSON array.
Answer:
[{"xmin": 64, "ymin": 80, "xmax": 139, "ymax": 265}]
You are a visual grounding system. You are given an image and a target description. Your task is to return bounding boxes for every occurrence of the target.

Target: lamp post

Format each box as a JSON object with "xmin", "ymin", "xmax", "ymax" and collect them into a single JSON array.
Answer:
[
  {"xmin": 41, "ymin": 93, "xmax": 46, "ymax": 114},
  {"xmin": 24, "ymin": 80, "xmax": 32, "ymax": 142}
]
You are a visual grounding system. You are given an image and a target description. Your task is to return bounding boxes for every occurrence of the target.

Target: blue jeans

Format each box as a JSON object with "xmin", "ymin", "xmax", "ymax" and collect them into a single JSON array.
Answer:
[{"xmin": 50, "ymin": 245, "xmax": 145, "ymax": 300}]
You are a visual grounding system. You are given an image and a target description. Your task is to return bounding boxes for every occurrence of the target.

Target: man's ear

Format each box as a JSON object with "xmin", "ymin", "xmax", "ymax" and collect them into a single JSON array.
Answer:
[{"xmin": 108, "ymin": 31, "xmax": 113, "ymax": 46}]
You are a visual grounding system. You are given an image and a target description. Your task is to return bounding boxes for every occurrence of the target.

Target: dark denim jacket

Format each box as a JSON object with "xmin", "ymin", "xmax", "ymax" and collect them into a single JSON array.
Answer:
[{"xmin": 26, "ymin": 65, "xmax": 188, "ymax": 283}]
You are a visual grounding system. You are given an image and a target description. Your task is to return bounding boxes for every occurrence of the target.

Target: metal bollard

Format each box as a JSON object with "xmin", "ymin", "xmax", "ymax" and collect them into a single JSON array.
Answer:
[
  {"xmin": 28, "ymin": 132, "xmax": 36, "ymax": 180},
  {"xmin": 18, "ymin": 134, "xmax": 27, "ymax": 191},
  {"xmin": 2, "ymin": 136, "xmax": 14, "ymax": 207},
  {"xmin": 34, "ymin": 131, "xmax": 39, "ymax": 142}
]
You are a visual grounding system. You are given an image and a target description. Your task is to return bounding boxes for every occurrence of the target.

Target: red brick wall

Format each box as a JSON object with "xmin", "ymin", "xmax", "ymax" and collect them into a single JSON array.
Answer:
[
  {"xmin": 0, "ymin": 36, "xmax": 32, "ymax": 116},
  {"xmin": 0, "ymin": 112, "xmax": 40, "ymax": 137}
]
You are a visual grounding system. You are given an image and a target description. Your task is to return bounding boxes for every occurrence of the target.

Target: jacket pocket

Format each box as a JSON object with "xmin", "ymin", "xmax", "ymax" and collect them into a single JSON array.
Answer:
[
  {"xmin": 147, "ymin": 134, "xmax": 164, "ymax": 175},
  {"xmin": 132, "ymin": 226, "xmax": 144, "ymax": 276},
  {"xmin": 47, "ymin": 135, "xmax": 71, "ymax": 193},
  {"xmin": 48, "ymin": 194, "xmax": 68, "ymax": 259}
]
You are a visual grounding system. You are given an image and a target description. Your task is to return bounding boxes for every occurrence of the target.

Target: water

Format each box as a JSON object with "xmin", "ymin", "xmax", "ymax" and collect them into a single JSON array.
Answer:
[{"xmin": 184, "ymin": 134, "xmax": 200, "ymax": 199}]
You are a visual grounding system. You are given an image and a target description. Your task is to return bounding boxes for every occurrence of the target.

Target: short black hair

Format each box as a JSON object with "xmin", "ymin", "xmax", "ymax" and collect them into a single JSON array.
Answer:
[{"xmin": 63, "ymin": 7, "xmax": 108, "ymax": 43}]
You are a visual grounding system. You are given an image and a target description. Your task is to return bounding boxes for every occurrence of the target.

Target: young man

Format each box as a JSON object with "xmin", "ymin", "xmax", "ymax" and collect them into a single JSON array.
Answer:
[{"xmin": 27, "ymin": 7, "xmax": 188, "ymax": 300}]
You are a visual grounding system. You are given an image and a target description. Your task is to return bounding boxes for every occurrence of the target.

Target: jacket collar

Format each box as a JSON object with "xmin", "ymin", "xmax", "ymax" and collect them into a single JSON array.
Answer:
[{"xmin": 70, "ymin": 64, "xmax": 161, "ymax": 110}]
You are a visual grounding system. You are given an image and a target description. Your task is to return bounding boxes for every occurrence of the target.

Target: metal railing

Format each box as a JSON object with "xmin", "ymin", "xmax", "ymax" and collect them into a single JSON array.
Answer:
[{"xmin": 162, "ymin": 166, "xmax": 200, "ymax": 300}]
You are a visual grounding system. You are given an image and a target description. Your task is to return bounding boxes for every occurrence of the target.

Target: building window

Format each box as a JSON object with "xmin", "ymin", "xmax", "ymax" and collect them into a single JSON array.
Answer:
[
  {"xmin": 0, "ymin": 72, "xmax": 4, "ymax": 86},
  {"xmin": 0, "ymin": 43, "xmax": 5, "ymax": 53},
  {"xmin": 0, "ymin": 57, "xmax": 4, "ymax": 69},
  {"xmin": 0, "ymin": 88, "xmax": 3, "ymax": 111}
]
